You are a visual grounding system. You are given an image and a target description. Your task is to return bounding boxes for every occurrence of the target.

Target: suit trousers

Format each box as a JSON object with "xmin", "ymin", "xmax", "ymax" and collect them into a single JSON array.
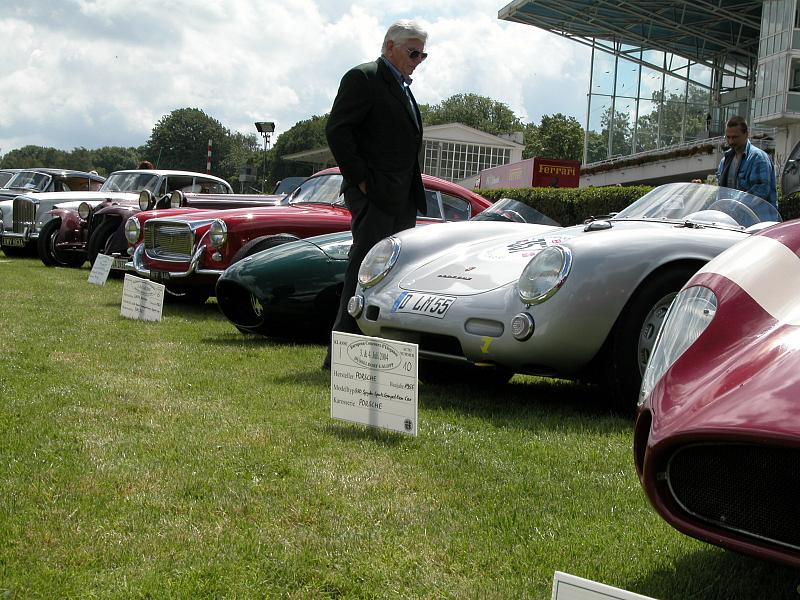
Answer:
[{"xmin": 329, "ymin": 186, "xmax": 417, "ymax": 339}]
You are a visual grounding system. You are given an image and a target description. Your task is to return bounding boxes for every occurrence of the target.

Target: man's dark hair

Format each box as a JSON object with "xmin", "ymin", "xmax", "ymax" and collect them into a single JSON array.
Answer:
[
  {"xmin": 726, "ymin": 115, "xmax": 748, "ymax": 133},
  {"xmin": 138, "ymin": 160, "xmax": 154, "ymax": 169}
]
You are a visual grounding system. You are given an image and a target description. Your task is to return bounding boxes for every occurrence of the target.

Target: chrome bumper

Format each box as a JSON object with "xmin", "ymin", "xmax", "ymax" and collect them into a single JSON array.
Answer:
[{"xmin": 131, "ymin": 242, "xmax": 224, "ymax": 279}]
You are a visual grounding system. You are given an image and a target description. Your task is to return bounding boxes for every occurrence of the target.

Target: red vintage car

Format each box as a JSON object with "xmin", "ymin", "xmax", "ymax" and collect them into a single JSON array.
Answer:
[
  {"xmin": 635, "ymin": 219, "xmax": 800, "ymax": 568},
  {"xmin": 124, "ymin": 167, "xmax": 491, "ymax": 302}
]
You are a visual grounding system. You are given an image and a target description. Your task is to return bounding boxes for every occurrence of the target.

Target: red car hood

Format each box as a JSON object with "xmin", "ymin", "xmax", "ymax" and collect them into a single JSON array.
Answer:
[{"xmin": 142, "ymin": 202, "xmax": 349, "ymax": 225}]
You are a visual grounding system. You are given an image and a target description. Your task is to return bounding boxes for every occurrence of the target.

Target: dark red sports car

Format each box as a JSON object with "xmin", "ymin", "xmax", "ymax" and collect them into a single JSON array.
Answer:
[{"xmin": 635, "ymin": 219, "xmax": 800, "ymax": 568}]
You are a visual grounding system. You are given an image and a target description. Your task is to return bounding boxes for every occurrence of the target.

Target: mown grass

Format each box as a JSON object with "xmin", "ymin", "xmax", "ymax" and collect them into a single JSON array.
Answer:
[{"xmin": 0, "ymin": 256, "xmax": 798, "ymax": 599}]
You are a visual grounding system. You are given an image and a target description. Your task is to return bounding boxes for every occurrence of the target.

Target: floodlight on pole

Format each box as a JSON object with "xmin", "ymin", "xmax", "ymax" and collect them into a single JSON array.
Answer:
[{"xmin": 254, "ymin": 121, "xmax": 275, "ymax": 192}]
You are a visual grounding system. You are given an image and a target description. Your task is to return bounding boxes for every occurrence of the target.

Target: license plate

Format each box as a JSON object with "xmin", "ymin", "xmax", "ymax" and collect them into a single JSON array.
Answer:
[
  {"xmin": 1, "ymin": 236, "xmax": 25, "ymax": 248},
  {"xmin": 391, "ymin": 291, "xmax": 456, "ymax": 319},
  {"xmin": 150, "ymin": 269, "xmax": 170, "ymax": 282},
  {"xmin": 111, "ymin": 257, "xmax": 130, "ymax": 271}
]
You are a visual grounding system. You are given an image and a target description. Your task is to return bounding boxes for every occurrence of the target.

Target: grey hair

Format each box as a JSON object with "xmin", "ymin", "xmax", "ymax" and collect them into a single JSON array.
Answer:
[{"xmin": 381, "ymin": 20, "xmax": 428, "ymax": 54}]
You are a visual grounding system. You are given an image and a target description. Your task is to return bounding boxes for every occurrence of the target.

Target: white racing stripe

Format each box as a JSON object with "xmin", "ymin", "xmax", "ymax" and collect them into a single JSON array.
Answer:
[{"xmin": 698, "ymin": 235, "xmax": 800, "ymax": 326}]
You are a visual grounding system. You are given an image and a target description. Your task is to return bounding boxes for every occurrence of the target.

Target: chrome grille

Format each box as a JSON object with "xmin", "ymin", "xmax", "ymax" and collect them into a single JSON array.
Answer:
[
  {"xmin": 12, "ymin": 198, "xmax": 36, "ymax": 233},
  {"xmin": 144, "ymin": 221, "xmax": 194, "ymax": 261},
  {"xmin": 667, "ymin": 443, "xmax": 800, "ymax": 552}
]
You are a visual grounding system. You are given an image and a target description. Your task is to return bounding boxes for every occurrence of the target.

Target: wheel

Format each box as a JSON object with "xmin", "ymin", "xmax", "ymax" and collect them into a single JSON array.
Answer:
[
  {"xmin": 38, "ymin": 218, "xmax": 86, "ymax": 268},
  {"xmin": 419, "ymin": 360, "xmax": 513, "ymax": 387},
  {"xmin": 230, "ymin": 234, "xmax": 300, "ymax": 264},
  {"xmin": 37, "ymin": 218, "xmax": 61, "ymax": 266},
  {"xmin": 87, "ymin": 219, "xmax": 118, "ymax": 265},
  {"xmin": 605, "ymin": 265, "xmax": 697, "ymax": 412}
]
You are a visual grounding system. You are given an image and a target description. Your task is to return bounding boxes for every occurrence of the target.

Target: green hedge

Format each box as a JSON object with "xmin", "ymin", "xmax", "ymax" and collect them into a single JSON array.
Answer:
[{"xmin": 477, "ymin": 186, "xmax": 799, "ymax": 226}]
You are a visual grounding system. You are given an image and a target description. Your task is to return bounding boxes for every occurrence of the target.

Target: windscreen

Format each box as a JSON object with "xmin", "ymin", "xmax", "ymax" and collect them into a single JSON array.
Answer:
[
  {"xmin": 613, "ymin": 182, "xmax": 781, "ymax": 228},
  {"xmin": 471, "ymin": 197, "xmax": 561, "ymax": 226}
]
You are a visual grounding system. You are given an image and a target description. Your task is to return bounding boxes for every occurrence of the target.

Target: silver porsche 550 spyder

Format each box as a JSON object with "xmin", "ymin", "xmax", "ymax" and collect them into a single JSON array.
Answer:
[{"xmin": 348, "ymin": 182, "xmax": 781, "ymax": 409}]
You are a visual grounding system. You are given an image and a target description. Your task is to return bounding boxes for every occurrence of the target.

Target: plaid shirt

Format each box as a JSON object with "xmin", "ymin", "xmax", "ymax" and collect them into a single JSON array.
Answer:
[{"xmin": 716, "ymin": 140, "xmax": 778, "ymax": 208}]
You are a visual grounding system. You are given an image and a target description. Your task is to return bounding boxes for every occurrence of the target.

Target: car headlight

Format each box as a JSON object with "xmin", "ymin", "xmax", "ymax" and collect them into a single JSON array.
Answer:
[
  {"xmin": 124, "ymin": 217, "xmax": 141, "ymax": 244},
  {"xmin": 138, "ymin": 190, "xmax": 154, "ymax": 211},
  {"xmin": 358, "ymin": 237, "xmax": 401, "ymax": 288},
  {"xmin": 639, "ymin": 285, "xmax": 717, "ymax": 404},
  {"xmin": 78, "ymin": 202, "xmax": 92, "ymax": 220},
  {"xmin": 170, "ymin": 190, "xmax": 184, "ymax": 208},
  {"xmin": 209, "ymin": 219, "xmax": 228, "ymax": 248},
  {"xmin": 518, "ymin": 245, "xmax": 572, "ymax": 305}
]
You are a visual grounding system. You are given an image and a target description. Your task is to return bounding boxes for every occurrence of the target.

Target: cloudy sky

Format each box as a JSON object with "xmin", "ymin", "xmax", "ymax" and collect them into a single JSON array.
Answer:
[{"xmin": 0, "ymin": 0, "xmax": 591, "ymax": 155}]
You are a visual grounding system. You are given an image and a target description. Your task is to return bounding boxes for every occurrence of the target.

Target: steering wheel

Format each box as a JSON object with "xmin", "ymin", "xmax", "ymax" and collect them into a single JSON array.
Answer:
[{"xmin": 708, "ymin": 199, "xmax": 760, "ymax": 228}]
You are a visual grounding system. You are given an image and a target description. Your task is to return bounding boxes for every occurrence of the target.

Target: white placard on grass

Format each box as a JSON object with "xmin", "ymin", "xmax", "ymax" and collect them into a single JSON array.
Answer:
[
  {"xmin": 552, "ymin": 572, "xmax": 657, "ymax": 600},
  {"xmin": 120, "ymin": 274, "xmax": 165, "ymax": 322},
  {"xmin": 330, "ymin": 332, "xmax": 418, "ymax": 436},
  {"xmin": 87, "ymin": 253, "xmax": 113, "ymax": 285}
]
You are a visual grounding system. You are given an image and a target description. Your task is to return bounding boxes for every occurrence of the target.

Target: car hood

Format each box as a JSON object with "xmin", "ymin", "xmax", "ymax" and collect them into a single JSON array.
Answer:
[
  {"xmin": 399, "ymin": 223, "xmax": 567, "ymax": 295},
  {"xmin": 149, "ymin": 202, "xmax": 349, "ymax": 224}
]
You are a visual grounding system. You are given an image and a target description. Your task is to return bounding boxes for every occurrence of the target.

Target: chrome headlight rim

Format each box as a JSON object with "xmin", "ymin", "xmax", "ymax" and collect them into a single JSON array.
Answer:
[
  {"xmin": 357, "ymin": 237, "xmax": 402, "ymax": 288},
  {"xmin": 124, "ymin": 216, "xmax": 141, "ymax": 244},
  {"xmin": 138, "ymin": 190, "xmax": 154, "ymax": 211},
  {"xmin": 517, "ymin": 245, "xmax": 573, "ymax": 305},
  {"xmin": 209, "ymin": 219, "xmax": 228, "ymax": 248},
  {"xmin": 638, "ymin": 285, "xmax": 718, "ymax": 405},
  {"xmin": 78, "ymin": 202, "xmax": 92, "ymax": 220},
  {"xmin": 170, "ymin": 190, "xmax": 185, "ymax": 208}
]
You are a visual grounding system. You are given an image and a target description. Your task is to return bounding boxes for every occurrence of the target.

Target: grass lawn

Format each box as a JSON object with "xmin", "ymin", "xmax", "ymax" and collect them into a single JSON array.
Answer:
[{"xmin": 0, "ymin": 256, "xmax": 797, "ymax": 599}]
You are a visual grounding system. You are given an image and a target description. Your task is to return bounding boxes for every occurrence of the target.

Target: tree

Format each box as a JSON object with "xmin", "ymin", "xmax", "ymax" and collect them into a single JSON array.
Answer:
[
  {"xmin": 267, "ymin": 114, "xmax": 329, "ymax": 186},
  {"xmin": 419, "ymin": 93, "xmax": 523, "ymax": 135},
  {"xmin": 90, "ymin": 146, "xmax": 143, "ymax": 176},
  {"xmin": 0, "ymin": 145, "xmax": 69, "ymax": 169},
  {"xmin": 523, "ymin": 113, "xmax": 584, "ymax": 161},
  {"xmin": 143, "ymin": 108, "xmax": 232, "ymax": 178}
]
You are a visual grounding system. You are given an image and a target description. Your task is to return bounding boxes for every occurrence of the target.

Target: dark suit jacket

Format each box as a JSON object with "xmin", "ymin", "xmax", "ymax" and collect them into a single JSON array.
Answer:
[{"xmin": 325, "ymin": 58, "xmax": 426, "ymax": 216}]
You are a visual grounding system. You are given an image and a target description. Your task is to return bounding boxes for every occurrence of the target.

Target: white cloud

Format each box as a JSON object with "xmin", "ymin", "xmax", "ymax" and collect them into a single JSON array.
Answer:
[{"xmin": 0, "ymin": 0, "xmax": 591, "ymax": 156}]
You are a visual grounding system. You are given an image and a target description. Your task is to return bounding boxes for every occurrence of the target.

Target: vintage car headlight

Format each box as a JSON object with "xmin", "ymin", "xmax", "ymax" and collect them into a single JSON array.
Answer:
[
  {"xmin": 138, "ymin": 190, "xmax": 154, "ymax": 211},
  {"xmin": 78, "ymin": 202, "xmax": 92, "ymax": 220},
  {"xmin": 209, "ymin": 220, "xmax": 228, "ymax": 248},
  {"xmin": 639, "ymin": 285, "xmax": 717, "ymax": 404},
  {"xmin": 124, "ymin": 217, "xmax": 141, "ymax": 244},
  {"xmin": 518, "ymin": 245, "xmax": 572, "ymax": 305},
  {"xmin": 358, "ymin": 237, "xmax": 401, "ymax": 288},
  {"xmin": 170, "ymin": 190, "xmax": 185, "ymax": 208}
]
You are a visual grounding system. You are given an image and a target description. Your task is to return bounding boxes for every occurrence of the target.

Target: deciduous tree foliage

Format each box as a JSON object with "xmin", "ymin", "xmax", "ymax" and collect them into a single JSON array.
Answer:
[
  {"xmin": 419, "ymin": 93, "xmax": 522, "ymax": 135},
  {"xmin": 266, "ymin": 114, "xmax": 329, "ymax": 185},
  {"xmin": 523, "ymin": 113, "xmax": 584, "ymax": 161}
]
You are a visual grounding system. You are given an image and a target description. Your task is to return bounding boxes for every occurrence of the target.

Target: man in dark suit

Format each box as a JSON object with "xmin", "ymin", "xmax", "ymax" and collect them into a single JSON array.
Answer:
[{"xmin": 323, "ymin": 20, "xmax": 428, "ymax": 368}]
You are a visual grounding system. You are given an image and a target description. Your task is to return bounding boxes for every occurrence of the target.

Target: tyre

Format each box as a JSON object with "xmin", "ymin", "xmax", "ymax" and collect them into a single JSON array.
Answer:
[
  {"xmin": 37, "ymin": 218, "xmax": 86, "ymax": 268},
  {"xmin": 37, "ymin": 218, "xmax": 61, "ymax": 266},
  {"xmin": 87, "ymin": 219, "xmax": 118, "ymax": 265},
  {"xmin": 230, "ymin": 234, "xmax": 300, "ymax": 264},
  {"xmin": 605, "ymin": 265, "xmax": 697, "ymax": 412}
]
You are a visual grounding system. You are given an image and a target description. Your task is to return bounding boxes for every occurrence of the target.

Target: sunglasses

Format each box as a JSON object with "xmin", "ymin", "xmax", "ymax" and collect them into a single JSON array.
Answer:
[{"xmin": 405, "ymin": 47, "xmax": 428, "ymax": 61}]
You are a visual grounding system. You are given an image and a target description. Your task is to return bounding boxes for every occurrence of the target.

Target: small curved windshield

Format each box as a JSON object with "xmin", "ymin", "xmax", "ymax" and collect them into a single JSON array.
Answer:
[
  {"xmin": 289, "ymin": 174, "xmax": 344, "ymax": 205},
  {"xmin": 613, "ymin": 182, "xmax": 781, "ymax": 228},
  {"xmin": 100, "ymin": 172, "xmax": 160, "ymax": 193},
  {"xmin": 0, "ymin": 172, "xmax": 16, "ymax": 188},
  {"xmin": 471, "ymin": 197, "xmax": 561, "ymax": 226},
  {"xmin": 6, "ymin": 171, "xmax": 52, "ymax": 192}
]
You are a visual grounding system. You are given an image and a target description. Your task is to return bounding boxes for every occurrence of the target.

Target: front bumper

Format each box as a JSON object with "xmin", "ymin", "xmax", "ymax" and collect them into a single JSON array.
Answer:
[{"xmin": 131, "ymin": 243, "xmax": 224, "ymax": 282}]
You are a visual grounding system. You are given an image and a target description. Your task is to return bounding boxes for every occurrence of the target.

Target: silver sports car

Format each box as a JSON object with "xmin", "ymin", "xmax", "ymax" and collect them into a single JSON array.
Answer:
[{"xmin": 349, "ymin": 183, "xmax": 781, "ymax": 410}]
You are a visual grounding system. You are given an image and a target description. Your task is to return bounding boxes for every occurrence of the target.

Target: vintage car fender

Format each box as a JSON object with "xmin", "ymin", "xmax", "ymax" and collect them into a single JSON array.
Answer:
[{"xmin": 635, "ymin": 220, "xmax": 800, "ymax": 568}]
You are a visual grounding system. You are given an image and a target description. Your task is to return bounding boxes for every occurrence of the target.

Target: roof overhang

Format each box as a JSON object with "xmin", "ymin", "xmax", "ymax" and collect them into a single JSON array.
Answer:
[{"xmin": 499, "ymin": 0, "xmax": 763, "ymax": 75}]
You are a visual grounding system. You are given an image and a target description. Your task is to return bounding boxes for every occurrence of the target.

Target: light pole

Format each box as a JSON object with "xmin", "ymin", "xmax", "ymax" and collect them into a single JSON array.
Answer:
[{"xmin": 254, "ymin": 121, "xmax": 275, "ymax": 193}]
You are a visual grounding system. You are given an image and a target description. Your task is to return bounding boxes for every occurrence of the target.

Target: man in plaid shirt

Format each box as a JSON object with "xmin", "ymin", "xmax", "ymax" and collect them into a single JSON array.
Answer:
[{"xmin": 716, "ymin": 115, "xmax": 778, "ymax": 208}]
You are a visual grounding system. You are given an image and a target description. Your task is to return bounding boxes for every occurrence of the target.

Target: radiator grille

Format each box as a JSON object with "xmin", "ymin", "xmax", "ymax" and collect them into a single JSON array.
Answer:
[
  {"xmin": 144, "ymin": 222, "xmax": 194, "ymax": 261},
  {"xmin": 667, "ymin": 443, "xmax": 800, "ymax": 551},
  {"xmin": 12, "ymin": 198, "xmax": 36, "ymax": 233}
]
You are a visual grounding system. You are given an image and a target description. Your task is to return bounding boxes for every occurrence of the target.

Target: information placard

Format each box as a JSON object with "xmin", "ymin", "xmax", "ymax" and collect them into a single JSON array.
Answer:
[
  {"xmin": 330, "ymin": 332, "xmax": 418, "ymax": 436},
  {"xmin": 552, "ymin": 572, "xmax": 656, "ymax": 600},
  {"xmin": 120, "ymin": 275, "xmax": 165, "ymax": 322},
  {"xmin": 87, "ymin": 253, "xmax": 113, "ymax": 285}
]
